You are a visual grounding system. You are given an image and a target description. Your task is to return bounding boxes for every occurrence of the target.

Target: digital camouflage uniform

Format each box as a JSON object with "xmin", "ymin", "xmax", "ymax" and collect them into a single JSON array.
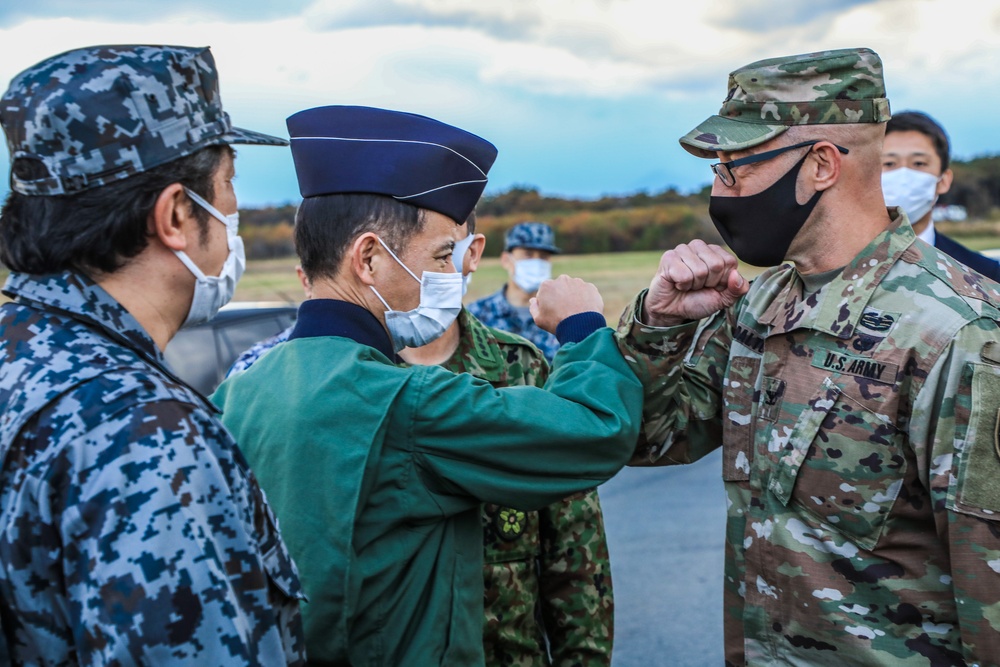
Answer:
[
  {"xmin": 617, "ymin": 212, "xmax": 1000, "ymax": 666},
  {"xmin": 0, "ymin": 44, "xmax": 302, "ymax": 665},
  {"xmin": 0, "ymin": 271, "xmax": 307, "ymax": 665},
  {"xmin": 226, "ymin": 309, "xmax": 615, "ymax": 665},
  {"xmin": 469, "ymin": 222, "xmax": 562, "ymax": 363},
  {"xmin": 447, "ymin": 309, "xmax": 613, "ymax": 667}
]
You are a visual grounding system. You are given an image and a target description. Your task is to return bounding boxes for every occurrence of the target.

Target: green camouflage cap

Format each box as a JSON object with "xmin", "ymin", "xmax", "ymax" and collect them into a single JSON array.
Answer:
[
  {"xmin": 680, "ymin": 47, "xmax": 891, "ymax": 159},
  {"xmin": 0, "ymin": 44, "xmax": 287, "ymax": 196}
]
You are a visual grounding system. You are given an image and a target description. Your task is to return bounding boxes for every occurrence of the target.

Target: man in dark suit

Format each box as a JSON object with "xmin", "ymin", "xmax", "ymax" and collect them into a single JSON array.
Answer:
[{"xmin": 881, "ymin": 111, "xmax": 1000, "ymax": 281}]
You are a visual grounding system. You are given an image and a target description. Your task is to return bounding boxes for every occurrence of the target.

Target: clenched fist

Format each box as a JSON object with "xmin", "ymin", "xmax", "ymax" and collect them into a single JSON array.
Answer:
[
  {"xmin": 643, "ymin": 240, "xmax": 748, "ymax": 327},
  {"xmin": 530, "ymin": 275, "xmax": 604, "ymax": 334}
]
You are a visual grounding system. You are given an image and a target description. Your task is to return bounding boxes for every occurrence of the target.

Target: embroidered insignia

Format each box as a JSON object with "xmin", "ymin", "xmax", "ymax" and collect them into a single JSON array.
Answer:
[
  {"xmin": 495, "ymin": 507, "xmax": 526, "ymax": 541},
  {"xmin": 734, "ymin": 324, "xmax": 765, "ymax": 354},
  {"xmin": 852, "ymin": 333, "xmax": 881, "ymax": 352},
  {"xmin": 858, "ymin": 308, "xmax": 900, "ymax": 334},
  {"xmin": 759, "ymin": 376, "xmax": 786, "ymax": 422},
  {"xmin": 812, "ymin": 348, "xmax": 899, "ymax": 384}
]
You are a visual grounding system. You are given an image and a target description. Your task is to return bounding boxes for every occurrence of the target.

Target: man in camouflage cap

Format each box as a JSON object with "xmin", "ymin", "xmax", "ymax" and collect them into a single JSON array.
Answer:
[
  {"xmin": 0, "ymin": 45, "xmax": 306, "ymax": 663},
  {"xmin": 469, "ymin": 221, "xmax": 562, "ymax": 361},
  {"xmin": 616, "ymin": 47, "xmax": 1000, "ymax": 665}
]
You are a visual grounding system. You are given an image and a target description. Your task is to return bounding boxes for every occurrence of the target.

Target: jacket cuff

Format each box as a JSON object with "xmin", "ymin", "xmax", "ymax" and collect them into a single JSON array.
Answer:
[{"xmin": 556, "ymin": 311, "xmax": 606, "ymax": 345}]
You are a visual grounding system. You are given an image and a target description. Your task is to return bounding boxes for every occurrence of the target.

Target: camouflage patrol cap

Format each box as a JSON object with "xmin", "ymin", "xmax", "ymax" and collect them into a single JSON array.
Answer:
[
  {"xmin": 504, "ymin": 222, "xmax": 560, "ymax": 254},
  {"xmin": 0, "ymin": 44, "xmax": 287, "ymax": 196},
  {"xmin": 680, "ymin": 47, "xmax": 891, "ymax": 159}
]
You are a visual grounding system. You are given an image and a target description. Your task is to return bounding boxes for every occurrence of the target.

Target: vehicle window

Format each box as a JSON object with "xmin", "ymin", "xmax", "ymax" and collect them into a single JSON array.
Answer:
[
  {"xmin": 165, "ymin": 308, "xmax": 297, "ymax": 396},
  {"xmin": 163, "ymin": 327, "xmax": 219, "ymax": 396}
]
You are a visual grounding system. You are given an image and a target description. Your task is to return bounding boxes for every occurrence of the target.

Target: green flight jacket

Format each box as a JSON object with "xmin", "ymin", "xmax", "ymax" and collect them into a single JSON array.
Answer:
[{"xmin": 213, "ymin": 324, "xmax": 641, "ymax": 666}]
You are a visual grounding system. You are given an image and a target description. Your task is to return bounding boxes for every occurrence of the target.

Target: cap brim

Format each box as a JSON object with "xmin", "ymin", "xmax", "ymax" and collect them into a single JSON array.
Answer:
[
  {"xmin": 508, "ymin": 244, "xmax": 561, "ymax": 254},
  {"xmin": 220, "ymin": 126, "xmax": 289, "ymax": 147},
  {"xmin": 679, "ymin": 116, "xmax": 788, "ymax": 158}
]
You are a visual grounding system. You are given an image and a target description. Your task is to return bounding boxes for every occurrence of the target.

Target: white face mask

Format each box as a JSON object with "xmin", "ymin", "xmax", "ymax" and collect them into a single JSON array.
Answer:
[
  {"xmin": 452, "ymin": 232, "xmax": 476, "ymax": 296},
  {"xmin": 881, "ymin": 168, "xmax": 941, "ymax": 225},
  {"xmin": 512, "ymin": 258, "xmax": 551, "ymax": 294},
  {"xmin": 370, "ymin": 236, "xmax": 464, "ymax": 353},
  {"xmin": 175, "ymin": 188, "xmax": 245, "ymax": 327}
]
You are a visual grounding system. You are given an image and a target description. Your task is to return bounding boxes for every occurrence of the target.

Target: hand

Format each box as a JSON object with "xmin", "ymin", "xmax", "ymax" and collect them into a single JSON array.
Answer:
[
  {"xmin": 643, "ymin": 240, "xmax": 748, "ymax": 327},
  {"xmin": 530, "ymin": 275, "xmax": 604, "ymax": 334}
]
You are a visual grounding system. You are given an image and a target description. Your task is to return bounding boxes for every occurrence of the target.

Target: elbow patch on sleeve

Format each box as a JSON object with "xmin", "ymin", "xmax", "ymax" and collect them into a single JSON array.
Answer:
[{"xmin": 954, "ymin": 359, "xmax": 1000, "ymax": 516}]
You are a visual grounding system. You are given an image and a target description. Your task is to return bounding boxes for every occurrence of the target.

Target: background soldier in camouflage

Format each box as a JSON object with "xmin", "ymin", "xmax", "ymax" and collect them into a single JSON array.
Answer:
[
  {"xmin": 469, "ymin": 222, "xmax": 562, "ymax": 362},
  {"xmin": 229, "ymin": 217, "xmax": 616, "ymax": 666},
  {"xmin": 0, "ymin": 45, "xmax": 305, "ymax": 664},
  {"xmin": 403, "ymin": 219, "xmax": 614, "ymax": 667},
  {"xmin": 616, "ymin": 48, "xmax": 1000, "ymax": 666}
]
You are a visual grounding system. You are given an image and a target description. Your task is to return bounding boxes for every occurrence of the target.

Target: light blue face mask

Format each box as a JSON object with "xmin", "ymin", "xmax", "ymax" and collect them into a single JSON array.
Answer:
[
  {"xmin": 452, "ymin": 232, "xmax": 476, "ymax": 296},
  {"xmin": 512, "ymin": 258, "xmax": 551, "ymax": 293},
  {"xmin": 175, "ymin": 188, "xmax": 245, "ymax": 327},
  {"xmin": 370, "ymin": 236, "xmax": 464, "ymax": 352}
]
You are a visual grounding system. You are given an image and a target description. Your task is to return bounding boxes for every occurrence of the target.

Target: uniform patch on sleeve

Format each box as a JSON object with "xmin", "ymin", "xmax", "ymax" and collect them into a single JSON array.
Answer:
[
  {"xmin": 811, "ymin": 348, "xmax": 898, "ymax": 384},
  {"xmin": 956, "ymin": 362, "xmax": 1000, "ymax": 513}
]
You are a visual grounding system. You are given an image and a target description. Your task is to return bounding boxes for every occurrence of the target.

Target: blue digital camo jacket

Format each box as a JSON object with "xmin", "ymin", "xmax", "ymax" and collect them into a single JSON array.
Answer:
[{"xmin": 0, "ymin": 271, "xmax": 306, "ymax": 666}]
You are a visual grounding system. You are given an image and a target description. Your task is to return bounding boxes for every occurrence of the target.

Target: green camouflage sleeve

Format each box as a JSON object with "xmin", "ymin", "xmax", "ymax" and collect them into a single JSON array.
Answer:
[
  {"xmin": 923, "ymin": 318, "xmax": 1000, "ymax": 663},
  {"xmin": 614, "ymin": 290, "xmax": 731, "ymax": 466},
  {"xmin": 538, "ymin": 489, "xmax": 613, "ymax": 667}
]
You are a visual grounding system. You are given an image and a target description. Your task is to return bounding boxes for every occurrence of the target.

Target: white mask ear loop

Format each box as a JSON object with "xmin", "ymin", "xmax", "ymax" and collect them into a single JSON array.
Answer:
[
  {"xmin": 184, "ymin": 188, "xmax": 233, "ymax": 230},
  {"xmin": 370, "ymin": 285, "xmax": 392, "ymax": 310},
  {"xmin": 375, "ymin": 236, "xmax": 421, "ymax": 283}
]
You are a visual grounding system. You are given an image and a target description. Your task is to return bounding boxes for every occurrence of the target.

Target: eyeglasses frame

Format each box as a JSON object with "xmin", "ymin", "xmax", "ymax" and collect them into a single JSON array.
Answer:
[{"xmin": 710, "ymin": 140, "xmax": 850, "ymax": 187}]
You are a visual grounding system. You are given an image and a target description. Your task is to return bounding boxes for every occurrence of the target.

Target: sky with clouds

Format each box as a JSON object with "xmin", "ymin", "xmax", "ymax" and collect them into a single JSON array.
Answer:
[{"xmin": 0, "ymin": 0, "xmax": 998, "ymax": 207}]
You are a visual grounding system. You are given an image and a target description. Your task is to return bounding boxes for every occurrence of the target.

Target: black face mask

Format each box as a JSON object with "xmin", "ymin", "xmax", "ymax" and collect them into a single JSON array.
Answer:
[{"xmin": 708, "ymin": 152, "xmax": 823, "ymax": 267}]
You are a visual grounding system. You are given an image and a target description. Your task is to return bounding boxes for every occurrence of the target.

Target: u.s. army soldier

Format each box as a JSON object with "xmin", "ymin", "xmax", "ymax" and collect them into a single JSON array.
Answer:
[
  {"xmin": 616, "ymin": 48, "xmax": 1000, "ymax": 665},
  {"xmin": 0, "ymin": 45, "xmax": 306, "ymax": 664}
]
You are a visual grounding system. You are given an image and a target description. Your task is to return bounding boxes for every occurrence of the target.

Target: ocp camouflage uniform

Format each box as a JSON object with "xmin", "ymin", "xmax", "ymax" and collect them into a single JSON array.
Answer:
[
  {"xmin": 616, "ymin": 211, "xmax": 1000, "ymax": 666},
  {"xmin": 447, "ymin": 309, "xmax": 613, "ymax": 667},
  {"xmin": 0, "ymin": 271, "xmax": 307, "ymax": 665}
]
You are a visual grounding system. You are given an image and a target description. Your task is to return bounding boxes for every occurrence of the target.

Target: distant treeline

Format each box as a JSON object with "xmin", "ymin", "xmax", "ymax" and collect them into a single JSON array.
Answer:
[{"xmin": 237, "ymin": 154, "xmax": 1000, "ymax": 260}]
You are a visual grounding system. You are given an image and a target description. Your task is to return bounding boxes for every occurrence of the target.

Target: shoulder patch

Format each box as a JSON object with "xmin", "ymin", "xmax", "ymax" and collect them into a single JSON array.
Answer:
[{"xmin": 955, "ymin": 362, "xmax": 1000, "ymax": 514}]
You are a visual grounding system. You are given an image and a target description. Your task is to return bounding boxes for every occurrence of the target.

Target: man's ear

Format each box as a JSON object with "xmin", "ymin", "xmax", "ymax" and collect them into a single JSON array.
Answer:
[
  {"xmin": 809, "ymin": 141, "xmax": 842, "ymax": 193},
  {"xmin": 295, "ymin": 265, "xmax": 313, "ymax": 299},
  {"xmin": 937, "ymin": 168, "xmax": 954, "ymax": 196},
  {"xmin": 150, "ymin": 183, "xmax": 194, "ymax": 252},
  {"xmin": 499, "ymin": 250, "xmax": 515, "ymax": 274},
  {"xmin": 351, "ymin": 232, "xmax": 381, "ymax": 286},
  {"xmin": 466, "ymin": 233, "xmax": 487, "ymax": 274}
]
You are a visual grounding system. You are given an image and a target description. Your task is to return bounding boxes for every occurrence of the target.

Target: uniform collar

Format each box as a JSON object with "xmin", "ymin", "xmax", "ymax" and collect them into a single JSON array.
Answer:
[
  {"xmin": 289, "ymin": 298, "xmax": 396, "ymax": 360},
  {"xmin": 442, "ymin": 308, "xmax": 507, "ymax": 381},
  {"xmin": 3, "ymin": 270, "xmax": 165, "ymax": 365},
  {"xmin": 758, "ymin": 208, "xmax": 915, "ymax": 339}
]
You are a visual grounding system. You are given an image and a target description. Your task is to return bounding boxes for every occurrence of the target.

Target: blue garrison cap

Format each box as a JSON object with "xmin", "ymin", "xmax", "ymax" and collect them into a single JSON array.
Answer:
[
  {"xmin": 504, "ymin": 222, "xmax": 561, "ymax": 254},
  {"xmin": 287, "ymin": 105, "xmax": 498, "ymax": 224}
]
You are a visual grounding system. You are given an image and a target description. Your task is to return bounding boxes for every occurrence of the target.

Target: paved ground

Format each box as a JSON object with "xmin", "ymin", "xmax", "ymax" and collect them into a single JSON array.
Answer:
[{"xmin": 599, "ymin": 449, "xmax": 727, "ymax": 667}]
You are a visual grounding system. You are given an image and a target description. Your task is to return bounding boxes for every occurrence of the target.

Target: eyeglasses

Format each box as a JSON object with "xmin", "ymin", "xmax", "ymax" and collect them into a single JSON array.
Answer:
[{"xmin": 710, "ymin": 140, "xmax": 850, "ymax": 187}]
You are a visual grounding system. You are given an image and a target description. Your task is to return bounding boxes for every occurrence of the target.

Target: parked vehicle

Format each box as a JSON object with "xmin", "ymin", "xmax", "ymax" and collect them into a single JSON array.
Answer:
[{"xmin": 164, "ymin": 302, "xmax": 297, "ymax": 395}]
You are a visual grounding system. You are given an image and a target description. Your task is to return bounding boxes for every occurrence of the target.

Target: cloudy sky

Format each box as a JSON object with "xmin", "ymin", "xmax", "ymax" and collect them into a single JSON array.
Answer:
[{"xmin": 0, "ymin": 0, "xmax": 998, "ymax": 207}]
